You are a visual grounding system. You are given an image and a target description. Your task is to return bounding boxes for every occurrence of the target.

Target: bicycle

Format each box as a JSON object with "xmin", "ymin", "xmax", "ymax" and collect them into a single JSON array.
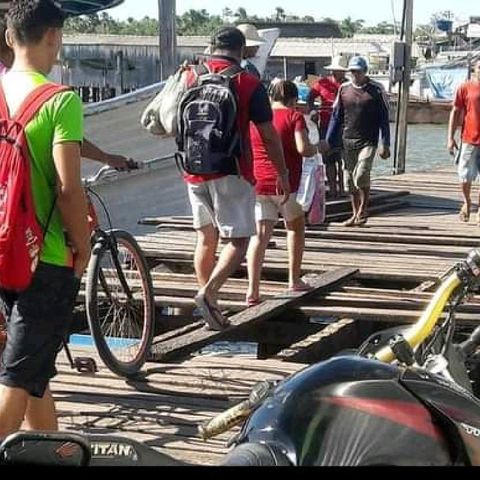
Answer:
[{"xmin": 68, "ymin": 163, "xmax": 155, "ymax": 378}]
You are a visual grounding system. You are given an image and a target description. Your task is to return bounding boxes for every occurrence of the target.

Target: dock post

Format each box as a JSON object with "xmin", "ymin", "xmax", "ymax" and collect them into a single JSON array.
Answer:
[
  {"xmin": 393, "ymin": 0, "xmax": 414, "ymax": 176},
  {"xmin": 158, "ymin": 0, "xmax": 177, "ymax": 81}
]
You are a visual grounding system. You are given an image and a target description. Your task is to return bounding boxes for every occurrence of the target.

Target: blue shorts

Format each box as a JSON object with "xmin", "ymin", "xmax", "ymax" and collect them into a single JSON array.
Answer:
[{"xmin": 0, "ymin": 263, "xmax": 80, "ymax": 398}]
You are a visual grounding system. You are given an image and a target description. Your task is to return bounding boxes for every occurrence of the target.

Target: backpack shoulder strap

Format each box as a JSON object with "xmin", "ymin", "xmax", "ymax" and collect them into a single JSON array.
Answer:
[
  {"xmin": 14, "ymin": 83, "xmax": 71, "ymax": 127},
  {"xmin": 192, "ymin": 63, "xmax": 210, "ymax": 79},
  {"xmin": 220, "ymin": 64, "xmax": 243, "ymax": 78}
]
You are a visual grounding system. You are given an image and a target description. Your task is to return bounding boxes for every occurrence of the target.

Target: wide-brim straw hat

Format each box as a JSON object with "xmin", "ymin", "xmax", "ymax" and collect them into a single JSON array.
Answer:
[
  {"xmin": 237, "ymin": 24, "xmax": 266, "ymax": 47},
  {"xmin": 325, "ymin": 55, "xmax": 349, "ymax": 71}
]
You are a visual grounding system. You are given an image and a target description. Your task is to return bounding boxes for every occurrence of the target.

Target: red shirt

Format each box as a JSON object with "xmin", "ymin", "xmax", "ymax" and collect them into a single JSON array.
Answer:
[
  {"xmin": 251, "ymin": 107, "xmax": 307, "ymax": 195},
  {"xmin": 183, "ymin": 57, "xmax": 268, "ymax": 185},
  {"xmin": 310, "ymin": 76, "xmax": 342, "ymax": 135},
  {"xmin": 455, "ymin": 80, "xmax": 480, "ymax": 146}
]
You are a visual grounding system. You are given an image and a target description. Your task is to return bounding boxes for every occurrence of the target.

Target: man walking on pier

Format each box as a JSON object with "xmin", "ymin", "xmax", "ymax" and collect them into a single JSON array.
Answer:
[
  {"xmin": 326, "ymin": 56, "xmax": 391, "ymax": 227},
  {"xmin": 0, "ymin": 0, "xmax": 90, "ymax": 439},
  {"xmin": 448, "ymin": 59, "xmax": 480, "ymax": 224},
  {"xmin": 183, "ymin": 27, "xmax": 289, "ymax": 331}
]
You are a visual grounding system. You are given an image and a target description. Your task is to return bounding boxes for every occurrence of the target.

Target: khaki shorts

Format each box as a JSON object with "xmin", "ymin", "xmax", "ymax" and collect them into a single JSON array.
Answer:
[
  {"xmin": 458, "ymin": 144, "xmax": 480, "ymax": 184},
  {"xmin": 343, "ymin": 146, "xmax": 377, "ymax": 193},
  {"xmin": 188, "ymin": 176, "xmax": 256, "ymax": 239},
  {"xmin": 255, "ymin": 194, "xmax": 304, "ymax": 223}
]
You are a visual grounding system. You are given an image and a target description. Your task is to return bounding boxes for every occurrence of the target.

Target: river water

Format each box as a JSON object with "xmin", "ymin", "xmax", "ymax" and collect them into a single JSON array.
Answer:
[{"xmin": 374, "ymin": 124, "xmax": 449, "ymax": 177}]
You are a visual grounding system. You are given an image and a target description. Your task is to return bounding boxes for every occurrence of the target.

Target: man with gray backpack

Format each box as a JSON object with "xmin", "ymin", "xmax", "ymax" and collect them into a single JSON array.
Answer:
[{"xmin": 176, "ymin": 27, "xmax": 289, "ymax": 331}]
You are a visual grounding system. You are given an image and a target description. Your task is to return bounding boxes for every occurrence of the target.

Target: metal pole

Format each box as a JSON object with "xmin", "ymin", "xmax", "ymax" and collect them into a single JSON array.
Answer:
[
  {"xmin": 393, "ymin": 0, "xmax": 414, "ymax": 175},
  {"xmin": 158, "ymin": 0, "xmax": 177, "ymax": 81}
]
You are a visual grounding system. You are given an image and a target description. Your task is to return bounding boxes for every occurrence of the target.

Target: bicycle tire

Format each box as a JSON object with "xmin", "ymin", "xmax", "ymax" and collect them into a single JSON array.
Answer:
[{"xmin": 86, "ymin": 230, "xmax": 155, "ymax": 378}]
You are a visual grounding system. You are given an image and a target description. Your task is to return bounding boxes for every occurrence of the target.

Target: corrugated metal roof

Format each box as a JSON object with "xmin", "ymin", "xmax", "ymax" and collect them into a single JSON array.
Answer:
[
  {"xmin": 271, "ymin": 37, "xmax": 393, "ymax": 58},
  {"xmin": 467, "ymin": 23, "xmax": 480, "ymax": 38},
  {"xmin": 63, "ymin": 34, "xmax": 210, "ymax": 48},
  {"xmin": 62, "ymin": 33, "xmax": 422, "ymax": 59}
]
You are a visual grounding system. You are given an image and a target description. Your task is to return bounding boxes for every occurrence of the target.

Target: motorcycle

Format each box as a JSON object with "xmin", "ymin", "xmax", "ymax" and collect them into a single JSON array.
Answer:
[
  {"xmin": 201, "ymin": 249, "xmax": 480, "ymax": 466},
  {"xmin": 3, "ymin": 250, "xmax": 480, "ymax": 467}
]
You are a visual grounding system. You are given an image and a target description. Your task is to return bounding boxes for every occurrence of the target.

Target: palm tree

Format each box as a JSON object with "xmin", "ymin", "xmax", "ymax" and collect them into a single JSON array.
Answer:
[
  {"xmin": 222, "ymin": 7, "xmax": 233, "ymax": 22},
  {"xmin": 275, "ymin": 7, "xmax": 286, "ymax": 22},
  {"xmin": 340, "ymin": 17, "xmax": 365, "ymax": 37},
  {"xmin": 235, "ymin": 7, "xmax": 248, "ymax": 23}
]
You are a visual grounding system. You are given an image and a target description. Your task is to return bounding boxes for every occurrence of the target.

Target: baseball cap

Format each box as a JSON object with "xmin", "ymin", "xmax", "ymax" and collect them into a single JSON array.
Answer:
[
  {"xmin": 211, "ymin": 27, "xmax": 246, "ymax": 51},
  {"xmin": 348, "ymin": 56, "xmax": 369, "ymax": 72}
]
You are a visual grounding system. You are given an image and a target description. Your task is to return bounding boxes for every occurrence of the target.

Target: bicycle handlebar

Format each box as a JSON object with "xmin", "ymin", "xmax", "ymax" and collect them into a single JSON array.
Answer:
[{"xmin": 82, "ymin": 154, "xmax": 176, "ymax": 187}]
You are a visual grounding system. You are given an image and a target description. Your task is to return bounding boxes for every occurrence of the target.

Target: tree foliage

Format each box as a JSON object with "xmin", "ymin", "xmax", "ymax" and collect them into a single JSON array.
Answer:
[{"xmin": 63, "ymin": 8, "xmax": 419, "ymax": 38}]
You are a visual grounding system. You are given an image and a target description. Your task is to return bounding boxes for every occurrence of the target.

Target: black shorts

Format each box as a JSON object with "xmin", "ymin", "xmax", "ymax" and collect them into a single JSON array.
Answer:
[{"xmin": 0, "ymin": 263, "xmax": 81, "ymax": 399}]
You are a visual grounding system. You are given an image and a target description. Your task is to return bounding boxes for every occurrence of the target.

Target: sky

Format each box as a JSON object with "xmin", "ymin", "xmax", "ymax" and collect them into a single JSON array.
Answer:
[{"xmin": 105, "ymin": 0, "xmax": 475, "ymax": 25}]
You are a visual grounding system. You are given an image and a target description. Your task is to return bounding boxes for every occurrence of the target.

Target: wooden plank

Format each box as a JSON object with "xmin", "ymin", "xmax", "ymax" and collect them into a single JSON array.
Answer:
[
  {"xmin": 138, "ymin": 190, "xmax": 410, "ymax": 226},
  {"xmin": 151, "ymin": 267, "xmax": 358, "ymax": 362},
  {"xmin": 275, "ymin": 319, "xmax": 358, "ymax": 363},
  {"xmin": 300, "ymin": 305, "xmax": 480, "ymax": 325}
]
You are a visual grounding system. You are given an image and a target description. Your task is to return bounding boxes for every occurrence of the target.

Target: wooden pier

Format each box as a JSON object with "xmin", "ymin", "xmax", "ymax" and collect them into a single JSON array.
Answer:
[{"xmin": 52, "ymin": 166, "xmax": 480, "ymax": 465}]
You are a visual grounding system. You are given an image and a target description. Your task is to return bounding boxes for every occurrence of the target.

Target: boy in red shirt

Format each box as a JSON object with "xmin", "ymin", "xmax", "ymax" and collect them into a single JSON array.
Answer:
[{"xmin": 448, "ymin": 59, "xmax": 480, "ymax": 224}]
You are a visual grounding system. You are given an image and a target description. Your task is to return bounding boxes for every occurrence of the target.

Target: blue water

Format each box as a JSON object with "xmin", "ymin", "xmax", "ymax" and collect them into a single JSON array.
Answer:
[
  {"xmin": 374, "ymin": 124, "xmax": 447, "ymax": 177},
  {"xmin": 70, "ymin": 334, "xmax": 138, "ymax": 350}
]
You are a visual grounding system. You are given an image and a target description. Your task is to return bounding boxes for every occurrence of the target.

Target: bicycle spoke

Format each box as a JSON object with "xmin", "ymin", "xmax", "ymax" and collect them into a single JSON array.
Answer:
[{"xmin": 90, "ymin": 234, "xmax": 152, "ymax": 368}]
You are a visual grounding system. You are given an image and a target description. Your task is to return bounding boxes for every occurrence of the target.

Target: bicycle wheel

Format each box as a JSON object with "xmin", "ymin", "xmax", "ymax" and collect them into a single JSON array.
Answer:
[{"xmin": 86, "ymin": 230, "xmax": 155, "ymax": 377}]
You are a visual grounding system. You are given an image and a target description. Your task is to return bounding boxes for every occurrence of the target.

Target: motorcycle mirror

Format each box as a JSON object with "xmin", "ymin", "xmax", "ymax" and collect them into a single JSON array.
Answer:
[{"xmin": 0, "ymin": 432, "xmax": 91, "ymax": 467}]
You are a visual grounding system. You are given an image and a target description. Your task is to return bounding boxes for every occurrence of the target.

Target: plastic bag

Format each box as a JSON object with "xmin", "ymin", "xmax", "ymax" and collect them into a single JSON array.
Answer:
[
  {"xmin": 297, "ymin": 156, "xmax": 318, "ymax": 212},
  {"xmin": 140, "ymin": 68, "xmax": 188, "ymax": 136},
  {"xmin": 307, "ymin": 156, "xmax": 326, "ymax": 226},
  {"xmin": 298, "ymin": 153, "xmax": 326, "ymax": 225}
]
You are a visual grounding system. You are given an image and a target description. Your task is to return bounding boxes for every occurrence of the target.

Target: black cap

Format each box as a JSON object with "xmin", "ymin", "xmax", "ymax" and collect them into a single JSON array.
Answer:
[{"xmin": 211, "ymin": 27, "xmax": 246, "ymax": 51}]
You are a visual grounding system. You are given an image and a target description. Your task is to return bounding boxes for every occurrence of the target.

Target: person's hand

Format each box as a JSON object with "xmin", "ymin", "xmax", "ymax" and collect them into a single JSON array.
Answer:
[
  {"xmin": 448, "ymin": 138, "xmax": 459, "ymax": 156},
  {"xmin": 276, "ymin": 172, "xmax": 291, "ymax": 205},
  {"xmin": 105, "ymin": 154, "xmax": 138, "ymax": 171},
  {"xmin": 73, "ymin": 248, "xmax": 91, "ymax": 279},
  {"xmin": 379, "ymin": 146, "xmax": 391, "ymax": 160}
]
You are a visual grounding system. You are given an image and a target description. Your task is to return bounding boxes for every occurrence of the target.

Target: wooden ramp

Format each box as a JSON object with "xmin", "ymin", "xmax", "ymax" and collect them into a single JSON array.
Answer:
[
  {"xmin": 43, "ymin": 166, "xmax": 480, "ymax": 465},
  {"xmin": 150, "ymin": 267, "xmax": 357, "ymax": 362}
]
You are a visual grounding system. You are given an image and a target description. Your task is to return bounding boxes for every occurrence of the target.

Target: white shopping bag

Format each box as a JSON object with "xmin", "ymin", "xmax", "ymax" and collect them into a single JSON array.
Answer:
[{"xmin": 297, "ymin": 154, "xmax": 321, "ymax": 212}]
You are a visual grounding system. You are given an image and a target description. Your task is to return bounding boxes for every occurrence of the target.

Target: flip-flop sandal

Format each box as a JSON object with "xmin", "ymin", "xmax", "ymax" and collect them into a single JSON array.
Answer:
[
  {"xmin": 288, "ymin": 283, "xmax": 314, "ymax": 294},
  {"xmin": 356, "ymin": 216, "xmax": 369, "ymax": 227},
  {"xmin": 460, "ymin": 205, "xmax": 470, "ymax": 223},
  {"xmin": 195, "ymin": 294, "xmax": 231, "ymax": 331},
  {"xmin": 246, "ymin": 297, "xmax": 262, "ymax": 307},
  {"xmin": 342, "ymin": 217, "xmax": 357, "ymax": 227}
]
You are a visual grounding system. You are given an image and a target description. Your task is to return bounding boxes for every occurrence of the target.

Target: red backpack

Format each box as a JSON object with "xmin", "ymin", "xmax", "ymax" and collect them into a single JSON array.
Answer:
[{"xmin": 0, "ymin": 83, "xmax": 69, "ymax": 292}]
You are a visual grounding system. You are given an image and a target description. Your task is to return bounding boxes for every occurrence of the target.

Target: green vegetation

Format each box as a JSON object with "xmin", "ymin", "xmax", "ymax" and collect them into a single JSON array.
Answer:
[{"xmin": 63, "ymin": 8, "xmax": 453, "ymax": 39}]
